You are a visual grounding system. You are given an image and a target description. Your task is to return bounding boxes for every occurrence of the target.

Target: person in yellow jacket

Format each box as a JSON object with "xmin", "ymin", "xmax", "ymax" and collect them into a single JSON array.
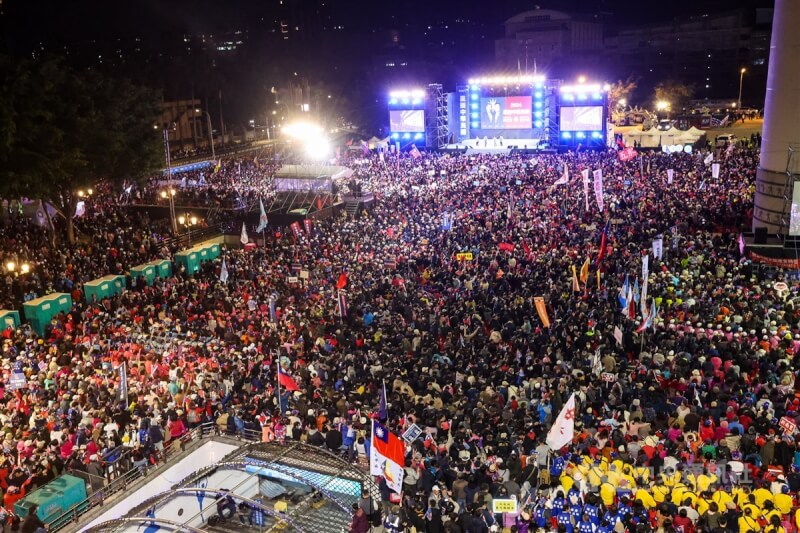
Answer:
[
  {"xmin": 670, "ymin": 482, "xmax": 689, "ymax": 506},
  {"xmin": 773, "ymin": 487, "xmax": 793, "ymax": 515},
  {"xmin": 753, "ymin": 485, "xmax": 774, "ymax": 508},
  {"xmin": 633, "ymin": 486, "xmax": 656, "ymax": 509},
  {"xmin": 739, "ymin": 506, "xmax": 761, "ymax": 533},
  {"xmin": 710, "ymin": 486, "xmax": 733, "ymax": 511},
  {"xmin": 696, "ymin": 471, "xmax": 718, "ymax": 492},
  {"xmin": 651, "ymin": 479, "xmax": 670, "ymax": 504},
  {"xmin": 600, "ymin": 481, "xmax": 616, "ymax": 507},
  {"xmin": 661, "ymin": 467, "xmax": 681, "ymax": 487}
]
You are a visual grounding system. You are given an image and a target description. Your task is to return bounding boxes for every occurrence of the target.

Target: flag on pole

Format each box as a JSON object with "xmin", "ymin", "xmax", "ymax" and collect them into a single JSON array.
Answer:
[
  {"xmin": 214, "ymin": 159, "xmax": 222, "ymax": 174},
  {"xmin": 277, "ymin": 365, "xmax": 300, "ymax": 391},
  {"xmin": 597, "ymin": 221, "xmax": 610, "ymax": 261},
  {"xmin": 256, "ymin": 199, "xmax": 268, "ymax": 233},
  {"xmin": 711, "ymin": 162, "xmax": 720, "ymax": 179},
  {"xmin": 667, "ymin": 168, "xmax": 674, "ymax": 184},
  {"xmin": 618, "ymin": 274, "xmax": 629, "ymax": 310},
  {"xmin": 579, "ymin": 257, "xmax": 590, "ymax": 284},
  {"xmin": 738, "ymin": 233, "xmax": 746, "ymax": 257},
  {"xmin": 410, "ymin": 144, "xmax": 422, "ymax": 159},
  {"xmin": 240, "ymin": 222, "xmax": 249, "ymax": 245},
  {"xmin": 118, "ymin": 363, "xmax": 129, "ymax": 408},
  {"xmin": 534, "ymin": 296, "xmax": 550, "ymax": 328},
  {"xmin": 640, "ymin": 276, "xmax": 649, "ymax": 316},
  {"xmin": 290, "ymin": 221, "xmax": 302, "ymax": 240},
  {"xmin": 652, "ymin": 236, "xmax": 664, "ymax": 260},
  {"xmin": 546, "ymin": 393, "xmax": 576, "ymax": 451},
  {"xmin": 581, "ymin": 169, "xmax": 590, "ymax": 211},
  {"xmin": 219, "ymin": 258, "xmax": 229, "ymax": 284},
  {"xmin": 572, "ymin": 265, "xmax": 580, "ymax": 292},
  {"xmin": 553, "ymin": 165, "xmax": 569, "ymax": 187},
  {"xmin": 336, "ymin": 272, "xmax": 348, "ymax": 290},
  {"xmin": 370, "ymin": 421, "xmax": 405, "ymax": 493},
  {"xmin": 704, "ymin": 153, "xmax": 713, "ymax": 165},
  {"xmin": 507, "ymin": 193, "xmax": 514, "ymax": 223},
  {"xmin": 592, "ymin": 169, "xmax": 604, "ymax": 212},
  {"xmin": 337, "ymin": 290, "xmax": 348, "ymax": 318},
  {"xmin": 378, "ymin": 381, "xmax": 388, "ymax": 420},
  {"xmin": 633, "ymin": 278, "xmax": 640, "ymax": 304},
  {"xmin": 361, "ymin": 140, "xmax": 370, "ymax": 155}
]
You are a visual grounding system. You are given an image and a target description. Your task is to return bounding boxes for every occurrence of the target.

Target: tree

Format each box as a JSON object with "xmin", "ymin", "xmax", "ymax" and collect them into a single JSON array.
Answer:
[
  {"xmin": 0, "ymin": 57, "xmax": 162, "ymax": 243},
  {"xmin": 607, "ymin": 75, "xmax": 638, "ymax": 114},
  {"xmin": 653, "ymin": 80, "xmax": 695, "ymax": 114}
]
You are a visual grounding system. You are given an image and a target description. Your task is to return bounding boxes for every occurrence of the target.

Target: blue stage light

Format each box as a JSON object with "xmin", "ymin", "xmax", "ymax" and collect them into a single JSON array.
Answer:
[
  {"xmin": 576, "ymin": 132, "xmax": 586, "ymax": 139},
  {"xmin": 470, "ymin": 93, "xmax": 478, "ymax": 100},
  {"xmin": 471, "ymin": 121, "xmax": 479, "ymax": 128},
  {"xmin": 391, "ymin": 133, "xmax": 399, "ymax": 139},
  {"xmin": 562, "ymin": 94, "xmax": 574, "ymax": 101},
  {"xmin": 534, "ymin": 111, "xmax": 542, "ymax": 118},
  {"xmin": 534, "ymin": 102, "xmax": 542, "ymax": 109},
  {"xmin": 591, "ymin": 131, "xmax": 602, "ymax": 139},
  {"xmin": 403, "ymin": 133, "xmax": 411, "ymax": 139},
  {"xmin": 401, "ymin": 98, "xmax": 410, "ymax": 105},
  {"xmin": 471, "ymin": 84, "xmax": 480, "ymax": 90},
  {"xmin": 412, "ymin": 98, "xmax": 422, "ymax": 105},
  {"xmin": 592, "ymin": 93, "xmax": 602, "ymax": 100},
  {"xmin": 534, "ymin": 91, "xmax": 543, "ymax": 99},
  {"xmin": 414, "ymin": 133, "xmax": 423, "ymax": 140},
  {"xmin": 577, "ymin": 94, "xmax": 587, "ymax": 101},
  {"xmin": 562, "ymin": 132, "xmax": 572, "ymax": 139},
  {"xmin": 534, "ymin": 120, "xmax": 542, "ymax": 128},
  {"xmin": 471, "ymin": 103, "xmax": 478, "ymax": 110},
  {"xmin": 389, "ymin": 98, "xmax": 397, "ymax": 105},
  {"xmin": 471, "ymin": 112, "xmax": 479, "ymax": 119}
]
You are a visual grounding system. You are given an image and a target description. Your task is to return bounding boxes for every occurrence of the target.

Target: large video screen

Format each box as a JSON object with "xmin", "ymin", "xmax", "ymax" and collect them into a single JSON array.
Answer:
[
  {"xmin": 790, "ymin": 182, "xmax": 800, "ymax": 235},
  {"xmin": 560, "ymin": 106, "xmax": 604, "ymax": 131},
  {"xmin": 389, "ymin": 110, "xmax": 425, "ymax": 132},
  {"xmin": 480, "ymin": 96, "xmax": 532, "ymax": 129}
]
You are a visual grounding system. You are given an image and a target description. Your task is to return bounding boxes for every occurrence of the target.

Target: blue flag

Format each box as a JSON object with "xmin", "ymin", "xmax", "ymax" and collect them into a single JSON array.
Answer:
[{"xmin": 378, "ymin": 380, "xmax": 388, "ymax": 420}]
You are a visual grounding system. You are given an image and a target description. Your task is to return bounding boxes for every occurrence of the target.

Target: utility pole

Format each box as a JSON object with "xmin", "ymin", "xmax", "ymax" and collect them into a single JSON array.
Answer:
[{"xmin": 218, "ymin": 89, "xmax": 226, "ymax": 142}]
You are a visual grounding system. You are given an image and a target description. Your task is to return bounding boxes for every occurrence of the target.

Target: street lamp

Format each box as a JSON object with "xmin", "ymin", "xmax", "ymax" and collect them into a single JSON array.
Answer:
[
  {"xmin": 160, "ymin": 188, "xmax": 177, "ymax": 236},
  {"xmin": 162, "ymin": 124, "xmax": 178, "ymax": 235},
  {"xmin": 193, "ymin": 108, "xmax": 216, "ymax": 161},
  {"xmin": 178, "ymin": 214, "xmax": 200, "ymax": 246},
  {"xmin": 4, "ymin": 261, "xmax": 31, "ymax": 276},
  {"xmin": 738, "ymin": 67, "xmax": 747, "ymax": 110}
]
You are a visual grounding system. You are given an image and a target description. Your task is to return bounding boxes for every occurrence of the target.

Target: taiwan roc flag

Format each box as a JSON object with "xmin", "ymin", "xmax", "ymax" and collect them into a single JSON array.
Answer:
[{"xmin": 370, "ymin": 421, "xmax": 405, "ymax": 493}]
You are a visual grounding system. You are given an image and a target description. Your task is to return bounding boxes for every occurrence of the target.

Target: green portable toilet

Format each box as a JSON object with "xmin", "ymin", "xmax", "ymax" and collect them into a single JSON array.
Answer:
[
  {"xmin": 106, "ymin": 274, "xmax": 126, "ymax": 295},
  {"xmin": 23, "ymin": 293, "xmax": 71, "ymax": 337},
  {"xmin": 174, "ymin": 249, "xmax": 200, "ymax": 275},
  {"xmin": 195, "ymin": 244, "xmax": 211, "ymax": 263},
  {"xmin": 14, "ymin": 474, "xmax": 88, "ymax": 525},
  {"xmin": 82, "ymin": 277, "xmax": 110, "ymax": 302},
  {"xmin": 130, "ymin": 263, "xmax": 156, "ymax": 286},
  {"xmin": 151, "ymin": 259, "xmax": 172, "ymax": 279},
  {"xmin": 208, "ymin": 243, "xmax": 221, "ymax": 259},
  {"xmin": 0, "ymin": 310, "xmax": 20, "ymax": 331}
]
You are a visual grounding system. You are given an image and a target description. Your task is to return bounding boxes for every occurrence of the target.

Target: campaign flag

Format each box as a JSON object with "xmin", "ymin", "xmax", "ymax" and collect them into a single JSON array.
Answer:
[
  {"xmin": 441, "ymin": 212, "xmax": 453, "ymax": 231},
  {"xmin": 507, "ymin": 192, "xmax": 514, "ymax": 223},
  {"xmin": 498, "ymin": 242, "xmax": 515, "ymax": 252},
  {"xmin": 361, "ymin": 140, "xmax": 370, "ymax": 155},
  {"xmin": 256, "ymin": 199, "xmax": 268, "ymax": 233},
  {"xmin": 652, "ymin": 236, "xmax": 664, "ymax": 260},
  {"xmin": 546, "ymin": 393, "xmax": 576, "ymax": 451},
  {"xmin": 74, "ymin": 201, "xmax": 86, "ymax": 218},
  {"xmin": 704, "ymin": 153, "xmax": 713, "ymax": 165},
  {"xmin": 253, "ymin": 155, "xmax": 260, "ymax": 169},
  {"xmin": 240, "ymin": 222, "xmax": 249, "ymax": 245},
  {"xmin": 337, "ymin": 290, "xmax": 348, "ymax": 318},
  {"xmin": 640, "ymin": 276, "xmax": 649, "ymax": 316},
  {"xmin": 378, "ymin": 381, "xmax": 388, "ymax": 420},
  {"xmin": 667, "ymin": 169, "xmax": 674, "ymax": 185},
  {"xmin": 636, "ymin": 299, "xmax": 657, "ymax": 333},
  {"xmin": 304, "ymin": 219, "xmax": 313, "ymax": 235},
  {"xmin": 521, "ymin": 239, "xmax": 532, "ymax": 258},
  {"xmin": 534, "ymin": 296, "xmax": 550, "ymax": 328},
  {"xmin": 711, "ymin": 163, "xmax": 720, "ymax": 179},
  {"xmin": 572, "ymin": 265, "xmax": 580, "ymax": 292},
  {"xmin": 410, "ymin": 144, "xmax": 422, "ymax": 159},
  {"xmin": 579, "ymin": 257, "xmax": 590, "ymax": 284},
  {"xmin": 597, "ymin": 269, "xmax": 601, "ymax": 290},
  {"xmin": 581, "ymin": 169, "xmax": 591, "ymax": 211},
  {"xmin": 633, "ymin": 278, "xmax": 640, "ymax": 304},
  {"xmin": 597, "ymin": 221, "xmax": 610, "ymax": 261},
  {"xmin": 592, "ymin": 169, "xmax": 604, "ymax": 212},
  {"xmin": 738, "ymin": 233, "xmax": 746, "ymax": 257},
  {"xmin": 626, "ymin": 283, "xmax": 634, "ymax": 318},
  {"xmin": 642, "ymin": 254, "xmax": 649, "ymax": 282},
  {"xmin": 214, "ymin": 159, "xmax": 222, "ymax": 174},
  {"xmin": 671, "ymin": 226, "xmax": 680, "ymax": 250},
  {"xmin": 277, "ymin": 365, "xmax": 300, "ymax": 392},
  {"xmin": 370, "ymin": 421, "xmax": 405, "ymax": 493},
  {"xmin": 553, "ymin": 165, "xmax": 569, "ymax": 187},
  {"xmin": 336, "ymin": 272, "xmax": 348, "ymax": 290},
  {"xmin": 379, "ymin": 151, "xmax": 385, "ymax": 164},
  {"xmin": 618, "ymin": 147, "xmax": 638, "ymax": 162},
  {"xmin": 118, "ymin": 363, "xmax": 129, "ymax": 407},
  {"xmin": 220, "ymin": 258, "xmax": 229, "ymax": 284},
  {"xmin": 618, "ymin": 274, "xmax": 629, "ymax": 310},
  {"xmin": 290, "ymin": 221, "xmax": 302, "ymax": 240}
]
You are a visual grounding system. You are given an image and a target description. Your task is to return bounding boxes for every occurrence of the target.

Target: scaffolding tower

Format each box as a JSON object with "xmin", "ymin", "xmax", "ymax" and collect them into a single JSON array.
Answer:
[{"xmin": 426, "ymin": 83, "xmax": 449, "ymax": 149}]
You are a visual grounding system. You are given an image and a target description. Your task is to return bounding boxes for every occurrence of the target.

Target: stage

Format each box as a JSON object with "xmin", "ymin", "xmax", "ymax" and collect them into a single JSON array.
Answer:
[{"xmin": 445, "ymin": 138, "xmax": 544, "ymax": 155}]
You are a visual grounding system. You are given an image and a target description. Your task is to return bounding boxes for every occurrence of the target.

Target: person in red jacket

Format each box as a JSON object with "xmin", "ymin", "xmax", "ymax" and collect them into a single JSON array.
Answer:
[{"xmin": 349, "ymin": 503, "xmax": 369, "ymax": 533}]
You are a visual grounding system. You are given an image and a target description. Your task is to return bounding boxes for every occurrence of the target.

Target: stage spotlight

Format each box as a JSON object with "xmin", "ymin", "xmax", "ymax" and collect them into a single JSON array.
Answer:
[
  {"xmin": 591, "ymin": 131, "xmax": 602, "ymax": 139},
  {"xmin": 414, "ymin": 133, "xmax": 423, "ymax": 140},
  {"xmin": 563, "ymin": 94, "xmax": 574, "ymax": 101},
  {"xmin": 534, "ymin": 102, "xmax": 543, "ymax": 109},
  {"xmin": 412, "ymin": 98, "xmax": 422, "ymax": 105},
  {"xmin": 592, "ymin": 93, "xmax": 602, "ymax": 100},
  {"xmin": 562, "ymin": 132, "xmax": 572, "ymax": 139},
  {"xmin": 578, "ymin": 94, "xmax": 587, "ymax": 101},
  {"xmin": 576, "ymin": 132, "xmax": 586, "ymax": 139},
  {"xmin": 304, "ymin": 138, "xmax": 330, "ymax": 160},
  {"xmin": 391, "ymin": 133, "xmax": 399, "ymax": 139},
  {"xmin": 389, "ymin": 98, "xmax": 397, "ymax": 105},
  {"xmin": 534, "ymin": 111, "xmax": 542, "ymax": 118},
  {"xmin": 471, "ymin": 113, "xmax": 479, "ymax": 119},
  {"xmin": 534, "ymin": 91, "xmax": 543, "ymax": 99},
  {"xmin": 471, "ymin": 121, "xmax": 479, "ymax": 128},
  {"xmin": 534, "ymin": 120, "xmax": 542, "ymax": 128},
  {"xmin": 282, "ymin": 121, "xmax": 324, "ymax": 139},
  {"xmin": 470, "ymin": 93, "xmax": 478, "ymax": 101},
  {"xmin": 403, "ymin": 133, "xmax": 411, "ymax": 139},
  {"xmin": 401, "ymin": 98, "xmax": 410, "ymax": 105},
  {"xmin": 471, "ymin": 103, "xmax": 478, "ymax": 110}
]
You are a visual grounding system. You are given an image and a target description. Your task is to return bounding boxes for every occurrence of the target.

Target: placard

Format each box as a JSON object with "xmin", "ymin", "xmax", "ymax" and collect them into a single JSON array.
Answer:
[
  {"xmin": 402, "ymin": 424, "xmax": 423, "ymax": 443},
  {"xmin": 8, "ymin": 373, "xmax": 26, "ymax": 391},
  {"xmin": 492, "ymin": 497, "xmax": 518, "ymax": 514},
  {"xmin": 601, "ymin": 372, "xmax": 616, "ymax": 383},
  {"xmin": 287, "ymin": 276, "xmax": 299, "ymax": 284},
  {"xmin": 779, "ymin": 416, "xmax": 796, "ymax": 435},
  {"xmin": 455, "ymin": 252, "xmax": 474, "ymax": 261},
  {"xmin": 300, "ymin": 270, "xmax": 310, "ymax": 279}
]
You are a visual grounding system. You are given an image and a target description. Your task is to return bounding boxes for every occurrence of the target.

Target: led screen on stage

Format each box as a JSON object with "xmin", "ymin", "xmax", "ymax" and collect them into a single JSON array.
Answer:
[
  {"xmin": 389, "ymin": 110, "xmax": 425, "ymax": 132},
  {"xmin": 480, "ymin": 96, "xmax": 532, "ymax": 129},
  {"xmin": 560, "ymin": 106, "xmax": 604, "ymax": 131}
]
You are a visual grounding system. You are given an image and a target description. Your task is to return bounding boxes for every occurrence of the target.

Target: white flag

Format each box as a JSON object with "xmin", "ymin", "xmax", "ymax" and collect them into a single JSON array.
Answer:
[
  {"xmin": 711, "ymin": 163, "xmax": 720, "ymax": 179},
  {"xmin": 546, "ymin": 393, "xmax": 576, "ymax": 451},
  {"xmin": 704, "ymin": 153, "xmax": 713, "ymax": 165},
  {"xmin": 240, "ymin": 222, "xmax": 249, "ymax": 245},
  {"xmin": 553, "ymin": 165, "xmax": 569, "ymax": 186},
  {"xmin": 667, "ymin": 169, "xmax": 674, "ymax": 185},
  {"xmin": 220, "ymin": 258, "xmax": 229, "ymax": 283},
  {"xmin": 581, "ymin": 169, "xmax": 590, "ymax": 211},
  {"xmin": 652, "ymin": 236, "xmax": 663, "ymax": 260},
  {"xmin": 641, "ymin": 254, "xmax": 649, "ymax": 281},
  {"xmin": 592, "ymin": 169, "xmax": 604, "ymax": 212},
  {"xmin": 613, "ymin": 326, "xmax": 623, "ymax": 346}
]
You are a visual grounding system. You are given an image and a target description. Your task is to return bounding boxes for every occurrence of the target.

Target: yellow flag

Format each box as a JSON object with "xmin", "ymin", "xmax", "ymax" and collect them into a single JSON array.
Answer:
[
  {"xmin": 572, "ymin": 265, "xmax": 580, "ymax": 292},
  {"xmin": 214, "ymin": 159, "xmax": 222, "ymax": 174},
  {"xmin": 579, "ymin": 257, "xmax": 590, "ymax": 284}
]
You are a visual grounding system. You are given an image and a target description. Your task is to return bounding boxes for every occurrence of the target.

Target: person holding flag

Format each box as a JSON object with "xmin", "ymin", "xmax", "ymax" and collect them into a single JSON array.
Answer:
[{"xmin": 370, "ymin": 420, "xmax": 405, "ymax": 495}]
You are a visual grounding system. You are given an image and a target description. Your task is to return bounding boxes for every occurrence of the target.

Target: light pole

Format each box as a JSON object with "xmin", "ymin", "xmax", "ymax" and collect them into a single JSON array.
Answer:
[
  {"xmin": 194, "ymin": 109, "xmax": 216, "ymax": 161},
  {"xmin": 178, "ymin": 214, "xmax": 199, "ymax": 247},
  {"xmin": 4, "ymin": 261, "xmax": 31, "ymax": 276},
  {"xmin": 160, "ymin": 188, "xmax": 177, "ymax": 236},
  {"xmin": 738, "ymin": 67, "xmax": 746, "ymax": 111},
  {"xmin": 161, "ymin": 125, "xmax": 178, "ymax": 235}
]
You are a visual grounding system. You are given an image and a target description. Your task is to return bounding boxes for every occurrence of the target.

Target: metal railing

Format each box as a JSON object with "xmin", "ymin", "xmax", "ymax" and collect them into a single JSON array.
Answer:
[{"xmin": 48, "ymin": 423, "xmax": 233, "ymax": 532}]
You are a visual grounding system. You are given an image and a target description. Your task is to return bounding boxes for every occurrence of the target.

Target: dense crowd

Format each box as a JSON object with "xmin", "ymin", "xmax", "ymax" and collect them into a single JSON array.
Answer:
[{"xmin": 2, "ymin": 143, "xmax": 800, "ymax": 533}]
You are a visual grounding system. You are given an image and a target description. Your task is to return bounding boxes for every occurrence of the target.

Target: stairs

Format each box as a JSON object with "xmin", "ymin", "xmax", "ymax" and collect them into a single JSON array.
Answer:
[{"xmin": 345, "ymin": 200, "xmax": 360, "ymax": 218}]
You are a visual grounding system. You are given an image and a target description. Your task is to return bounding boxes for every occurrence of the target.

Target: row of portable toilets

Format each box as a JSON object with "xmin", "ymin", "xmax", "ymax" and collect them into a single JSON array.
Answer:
[{"xmin": 0, "ymin": 241, "xmax": 222, "ymax": 337}]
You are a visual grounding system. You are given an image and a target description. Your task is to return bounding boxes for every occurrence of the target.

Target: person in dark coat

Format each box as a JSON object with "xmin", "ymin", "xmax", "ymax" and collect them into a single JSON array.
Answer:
[{"xmin": 349, "ymin": 503, "xmax": 369, "ymax": 533}]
